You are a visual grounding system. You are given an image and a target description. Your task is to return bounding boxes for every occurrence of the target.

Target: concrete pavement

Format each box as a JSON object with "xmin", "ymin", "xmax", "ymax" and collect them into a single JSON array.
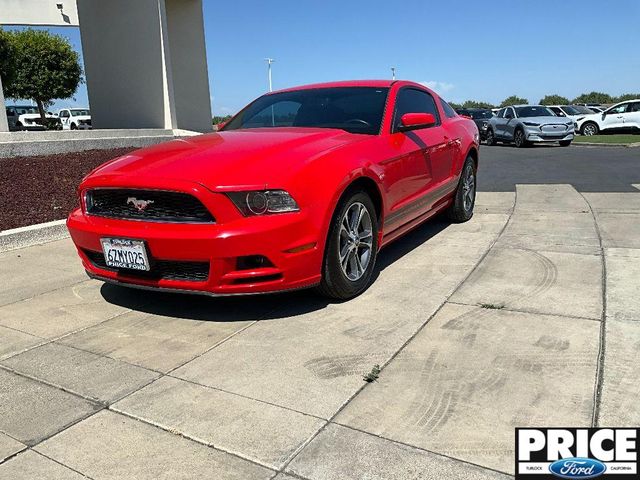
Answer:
[{"xmin": 0, "ymin": 178, "xmax": 638, "ymax": 478}]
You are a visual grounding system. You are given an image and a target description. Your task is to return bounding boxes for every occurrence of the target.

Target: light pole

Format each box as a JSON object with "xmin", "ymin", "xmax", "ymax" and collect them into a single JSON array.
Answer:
[
  {"xmin": 391, "ymin": 67, "xmax": 396, "ymax": 80},
  {"xmin": 265, "ymin": 58, "xmax": 275, "ymax": 92}
]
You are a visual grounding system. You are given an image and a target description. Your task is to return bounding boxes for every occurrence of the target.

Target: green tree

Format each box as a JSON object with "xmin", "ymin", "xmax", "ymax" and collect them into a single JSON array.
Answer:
[
  {"xmin": 539, "ymin": 94, "xmax": 570, "ymax": 105},
  {"xmin": 3, "ymin": 29, "xmax": 82, "ymax": 123},
  {"xmin": 500, "ymin": 95, "xmax": 528, "ymax": 107},
  {"xmin": 572, "ymin": 91, "xmax": 613, "ymax": 104},
  {"xmin": 448, "ymin": 101, "xmax": 462, "ymax": 110},
  {"xmin": 462, "ymin": 100, "xmax": 495, "ymax": 109},
  {"xmin": 615, "ymin": 93, "xmax": 640, "ymax": 102},
  {"xmin": 0, "ymin": 29, "xmax": 17, "ymax": 87}
]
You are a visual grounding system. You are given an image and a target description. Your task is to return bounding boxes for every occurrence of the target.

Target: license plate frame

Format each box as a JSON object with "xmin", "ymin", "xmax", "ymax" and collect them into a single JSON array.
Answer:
[{"xmin": 100, "ymin": 238, "xmax": 150, "ymax": 271}]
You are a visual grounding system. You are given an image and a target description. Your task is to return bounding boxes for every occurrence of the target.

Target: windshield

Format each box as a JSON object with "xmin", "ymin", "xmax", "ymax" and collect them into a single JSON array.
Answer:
[
  {"xmin": 71, "ymin": 109, "xmax": 90, "ymax": 116},
  {"xmin": 559, "ymin": 105, "xmax": 580, "ymax": 115},
  {"xmin": 571, "ymin": 105, "xmax": 595, "ymax": 114},
  {"xmin": 469, "ymin": 110, "xmax": 493, "ymax": 120},
  {"xmin": 514, "ymin": 106, "xmax": 554, "ymax": 118},
  {"xmin": 223, "ymin": 87, "xmax": 389, "ymax": 135},
  {"xmin": 14, "ymin": 106, "xmax": 39, "ymax": 115}
]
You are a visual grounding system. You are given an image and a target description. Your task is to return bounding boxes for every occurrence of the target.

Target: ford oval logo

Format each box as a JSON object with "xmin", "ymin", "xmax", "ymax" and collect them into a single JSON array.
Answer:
[{"xmin": 549, "ymin": 458, "xmax": 606, "ymax": 479}]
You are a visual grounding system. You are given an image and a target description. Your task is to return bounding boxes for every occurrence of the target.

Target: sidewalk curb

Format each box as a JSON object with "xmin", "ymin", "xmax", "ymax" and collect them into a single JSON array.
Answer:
[
  {"xmin": 0, "ymin": 219, "xmax": 69, "ymax": 253},
  {"xmin": 573, "ymin": 141, "xmax": 640, "ymax": 148}
]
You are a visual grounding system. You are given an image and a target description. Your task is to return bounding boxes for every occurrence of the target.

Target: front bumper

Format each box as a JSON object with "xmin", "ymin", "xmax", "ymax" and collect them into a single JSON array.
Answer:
[
  {"xmin": 524, "ymin": 128, "xmax": 574, "ymax": 143},
  {"xmin": 67, "ymin": 203, "xmax": 324, "ymax": 296}
]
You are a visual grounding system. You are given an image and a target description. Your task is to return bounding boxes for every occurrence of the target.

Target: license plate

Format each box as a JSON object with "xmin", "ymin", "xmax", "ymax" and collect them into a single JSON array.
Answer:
[{"xmin": 100, "ymin": 238, "xmax": 150, "ymax": 271}]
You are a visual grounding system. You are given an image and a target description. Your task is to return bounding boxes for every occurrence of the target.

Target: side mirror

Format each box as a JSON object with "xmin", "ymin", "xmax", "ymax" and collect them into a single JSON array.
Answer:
[
  {"xmin": 216, "ymin": 120, "xmax": 228, "ymax": 131},
  {"xmin": 601, "ymin": 113, "xmax": 606, "ymax": 120},
  {"xmin": 398, "ymin": 113, "xmax": 436, "ymax": 132}
]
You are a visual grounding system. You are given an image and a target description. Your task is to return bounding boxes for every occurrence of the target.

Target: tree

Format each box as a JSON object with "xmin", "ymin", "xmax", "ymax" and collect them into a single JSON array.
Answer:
[
  {"xmin": 500, "ymin": 95, "xmax": 528, "ymax": 107},
  {"xmin": 0, "ymin": 29, "xmax": 17, "ymax": 87},
  {"xmin": 462, "ymin": 100, "xmax": 495, "ymax": 109},
  {"xmin": 539, "ymin": 94, "xmax": 570, "ymax": 105},
  {"xmin": 572, "ymin": 91, "xmax": 613, "ymax": 105},
  {"xmin": 616, "ymin": 93, "xmax": 640, "ymax": 102},
  {"xmin": 3, "ymin": 29, "xmax": 82, "ymax": 123},
  {"xmin": 448, "ymin": 101, "xmax": 462, "ymax": 110}
]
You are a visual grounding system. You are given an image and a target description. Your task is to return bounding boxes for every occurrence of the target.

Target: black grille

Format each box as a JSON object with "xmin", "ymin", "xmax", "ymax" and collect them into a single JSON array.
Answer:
[
  {"xmin": 83, "ymin": 249, "xmax": 210, "ymax": 282},
  {"xmin": 86, "ymin": 189, "xmax": 214, "ymax": 223}
]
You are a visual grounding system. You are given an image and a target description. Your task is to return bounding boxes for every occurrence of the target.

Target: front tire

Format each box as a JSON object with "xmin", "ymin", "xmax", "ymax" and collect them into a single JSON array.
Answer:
[
  {"xmin": 513, "ymin": 128, "xmax": 528, "ymax": 148},
  {"xmin": 447, "ymin": 157, "xmax": 476, "ymax": 223},
  {"xmin": 485, "ymin": 128, "xmax": 496, "ymax": 146},
  {"xmin": 581, "ymin": 122, "xmax": 599, "ymax": 136},
  {"xmin": 318, "ymin": 191, "xmax": 379, "ymax": 300},
  {"xmin": 559, "ymin": 140, "xmax": 572, "ymax": 147}
]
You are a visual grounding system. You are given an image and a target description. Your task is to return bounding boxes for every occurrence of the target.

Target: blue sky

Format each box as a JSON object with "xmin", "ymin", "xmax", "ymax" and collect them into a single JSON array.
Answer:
[{"xmin": 7, "ymin": 0, "xmax": 640, "ymax": 114}]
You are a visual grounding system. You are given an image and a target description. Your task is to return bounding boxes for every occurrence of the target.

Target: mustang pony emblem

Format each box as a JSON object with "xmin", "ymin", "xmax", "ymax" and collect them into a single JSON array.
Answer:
[{"xmin": 127, "ymin": 197, "xmax": 154, "ymax": 212}]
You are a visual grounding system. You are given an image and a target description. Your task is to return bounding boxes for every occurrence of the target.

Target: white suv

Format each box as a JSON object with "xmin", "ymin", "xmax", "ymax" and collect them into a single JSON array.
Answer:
[
  {"xmin": 58, "ymin": 108, "xmax": 92, "ymax": 130},
  {"xmin": 577, "ymin": 100, "xmax": 640, "ymax": 136}
]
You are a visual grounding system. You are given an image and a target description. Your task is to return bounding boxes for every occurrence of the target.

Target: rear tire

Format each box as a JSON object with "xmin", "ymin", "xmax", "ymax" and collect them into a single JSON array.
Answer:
[
  {"xmin": 485, "ymin": 128, "xmax": 496, "ymax": 146},
  {"xmin": 559, "ymin": 140, "xmax": 572, "ymax": 147},
  {"xmin": 70, "ymin": 123, "xmax": 77, "ymax": 130},
  {"xmin": 447, "ymin": 157, "xmax": 476, "ymax": 223},
  {"xmin": 318, "ymin": 191, "xmax": 379, "ymax": 300},
  {"xmin": 513, "ymin": 128, "xmax": 528, "ymax": 148},
  {"xmin": 581, "ymin": 122, "xmax": 599, "ymax": 136}
]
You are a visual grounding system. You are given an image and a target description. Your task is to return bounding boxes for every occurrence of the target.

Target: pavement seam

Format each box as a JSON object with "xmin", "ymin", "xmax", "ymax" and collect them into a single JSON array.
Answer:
[
  {"xmin": 273, "ymin": 190, "xmax": 518, "ymax": 476},
  {"xmin": 0, "ymin": 307, "xmax": 135, "ymax": 364},
  {"xmin": 579, "ymin": 191, "xmax": 607, "ymax": 427},
  {"xmin": 105, "ymin": 409, "xmax": 278, "ymax": 474},
  {"xmin": 27, "ymin": 448, "xmax": 97, "ymax": 479},
  {"xmin": 331, "ymin": 422, "xmax": 512, "ymax": 478},
  {"xmin": 445, "ymin": 300, "xmax": 602, "ymax": 322},
  {"xmin": 162, "ymin": 374, "xmax": 327, "ymax": 421}
]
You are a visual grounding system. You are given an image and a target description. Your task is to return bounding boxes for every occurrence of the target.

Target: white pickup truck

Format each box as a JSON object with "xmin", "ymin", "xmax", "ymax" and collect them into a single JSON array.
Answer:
[
  {"xmin": 5, "ymin": 105, "xmax": 62, "ymax": 131},
  {"xmin": 57, "ymin": 108, "xmax": 92, "ymax": 130}
]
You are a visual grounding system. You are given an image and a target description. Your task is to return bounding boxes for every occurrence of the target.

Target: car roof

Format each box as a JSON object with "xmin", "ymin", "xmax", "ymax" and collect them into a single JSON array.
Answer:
[{"xmin": 270, "ymin": 80, "xmax": 428, "ymax": 94}]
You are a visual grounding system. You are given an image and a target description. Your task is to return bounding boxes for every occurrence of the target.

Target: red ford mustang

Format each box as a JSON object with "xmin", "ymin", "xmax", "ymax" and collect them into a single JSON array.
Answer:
[{"xmin": 67, "ymin": 80, "xmax": 479, "ymax": 299}]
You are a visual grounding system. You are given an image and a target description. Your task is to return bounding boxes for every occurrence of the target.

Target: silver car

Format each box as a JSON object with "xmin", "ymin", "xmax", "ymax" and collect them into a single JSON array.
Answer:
[{"xmin": 486, "ymin": 105, "xmax": 575, "ymax": 147}]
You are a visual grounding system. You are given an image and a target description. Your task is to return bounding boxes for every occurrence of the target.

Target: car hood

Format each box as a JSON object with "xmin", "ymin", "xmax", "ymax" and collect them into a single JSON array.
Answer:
[
  {"xmin": 87, "ymin": 127, "xmax": 368, "ymax": 190},
  {"xmin": 19, "ymin": 113, "xmax": 58, "ymax": 119},
  {"xmin": 71, "ymin": 115, "xmax": 91, "ymax": 121}
]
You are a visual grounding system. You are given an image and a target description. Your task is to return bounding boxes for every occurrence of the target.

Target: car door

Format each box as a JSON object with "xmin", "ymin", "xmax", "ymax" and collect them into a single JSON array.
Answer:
[
  {"xmin": 623, "ymin": 102, "xmax": 640, "ymax": 129},
  {"xmin": 493, "ymin": 108, "xmax": 507, "ymax": 138},
  {"xmin": 385, "ymin": 87, "xmax": 451, "ymax": 225},
  {"xmin": 502, "ymin": 107, "xmax": 517, "ymax": 139},
  {"xmin": 601, "ymin": 103, "xmax": 629, "ymax": 130}
]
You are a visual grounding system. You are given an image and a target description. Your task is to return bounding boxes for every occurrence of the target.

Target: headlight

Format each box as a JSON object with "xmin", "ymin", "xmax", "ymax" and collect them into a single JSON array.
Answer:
[
  {"xmin": 226, "ymin": 190, "xmax": 299, "ymax": 216},
  {"xmin": 523, "ymin": 122, "xmax": 540, "ymax": 127}
]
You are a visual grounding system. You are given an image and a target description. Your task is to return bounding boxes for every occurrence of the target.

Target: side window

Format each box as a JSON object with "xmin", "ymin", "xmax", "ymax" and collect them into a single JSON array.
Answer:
[
  {"xmin": 497, "ymin": 108, "xmax": 506, "ymax": 118},
  {"xmin": 608, "ymin": 104, "xmax": 629, "ymax": 114},
  {"xmin": 393, "ymin": 88, "xmax": 440, "ymax": 131},
  {"xmin": 505, "ymin": 108, "xmax": 515, "ymax": 119},
  {"xmin": 549, "ymin": 107, "xmax": 562, "ymax": 115},
  {"xmin": 629, "ymin": 102, "xmax": 640, "ymax": 113},
  {"xmin": 6, "ymin": 108, "xmax": 15, "ymax": 117},
  {"xmin": 440, "ymin": 99, "xmax": 457, "ymax": 118}
]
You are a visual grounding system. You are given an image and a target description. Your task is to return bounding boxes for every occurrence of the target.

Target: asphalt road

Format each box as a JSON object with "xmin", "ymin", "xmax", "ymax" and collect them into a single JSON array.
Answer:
[{"xmin": 479, "ymin": 144, "xmax": 640, "ymax": 192}]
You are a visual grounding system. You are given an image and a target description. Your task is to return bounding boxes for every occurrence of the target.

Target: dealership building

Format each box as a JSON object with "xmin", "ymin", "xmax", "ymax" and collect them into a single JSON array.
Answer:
[{"xmin": 0, "ymin": 0, "xmax": 213, "ymax": 133}]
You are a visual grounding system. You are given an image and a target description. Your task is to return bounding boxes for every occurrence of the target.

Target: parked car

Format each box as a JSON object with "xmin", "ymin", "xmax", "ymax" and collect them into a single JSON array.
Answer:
[
  {"xmin": 67, "ymin": 80, "xmax": 480, "ymax": 300},
  {"xmin": 456, "ymin": 108, "xmax": 494, "ymax": 140},
  {"xmin": 587, "ymin": 106, "xmax": 604, "ymax": 113},
  {"xmin": 486, "ymin": 105, "xmax": 574, "ymax": 147},
  {"xmin": 58, "ymin": 108, "xmax": 92, "ymax": 130},
  {"xmin": 548, "ymin": 104, "xmax": 592, "ymax": 120},
  {"xmin": 577, "ymin": 99, "xmax": 640, "ymax": 136},
  {"xmin": 5, "ymin": 105, "xmax": 62, "ymax": 131}
]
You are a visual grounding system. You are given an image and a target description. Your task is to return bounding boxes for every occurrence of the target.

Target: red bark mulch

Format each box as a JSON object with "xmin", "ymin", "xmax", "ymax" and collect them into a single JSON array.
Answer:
[{"xmin": 0, "ymin": 148, "xmax": 136, "ymax": 231}]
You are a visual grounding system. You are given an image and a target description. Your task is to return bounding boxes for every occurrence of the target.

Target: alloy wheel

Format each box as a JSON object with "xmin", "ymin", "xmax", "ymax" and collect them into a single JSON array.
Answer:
[
  {"xmin": 515, "ymin": 130, "xmax": 524, "ymax": 147},
  {"xmin": 583, "ymin": 124, "xmax": 597, "ymax": 136},
  {"xmin": 339, "ymin": 202, "xmax": 373, "ymax": 281},
  {"xmin": 462, "ymin": 164, "xmax": 476, "ymax": 212}
]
